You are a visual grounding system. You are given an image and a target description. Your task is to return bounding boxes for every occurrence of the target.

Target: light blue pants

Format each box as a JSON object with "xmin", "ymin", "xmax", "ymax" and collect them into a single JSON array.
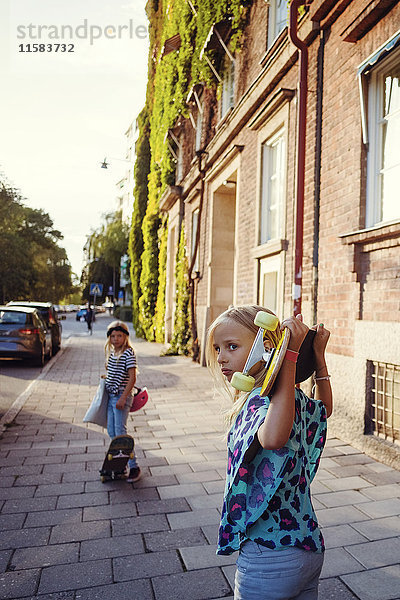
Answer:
[
  {"xmin": 235, "ymin": 540, "xmax": 324, "ymax": 600},
  {"xmin": 107, "ymin": 392, "xmax": 137, "ymax": 469}
]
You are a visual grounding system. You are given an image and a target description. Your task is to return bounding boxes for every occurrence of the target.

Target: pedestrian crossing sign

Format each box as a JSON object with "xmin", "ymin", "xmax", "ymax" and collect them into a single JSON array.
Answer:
[{"xmin": 90, "ymin": 283, "xmax": 103, "ymax": 296}]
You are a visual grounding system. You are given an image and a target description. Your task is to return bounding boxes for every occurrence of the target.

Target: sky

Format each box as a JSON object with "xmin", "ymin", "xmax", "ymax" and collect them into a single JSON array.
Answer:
[{"xmin": 0, "ymin": 0, "xmax": 149, "ymax": 278}]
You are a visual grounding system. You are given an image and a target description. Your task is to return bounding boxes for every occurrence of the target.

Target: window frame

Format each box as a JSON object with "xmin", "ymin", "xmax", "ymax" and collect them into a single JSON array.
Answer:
[
  {"xmin": 259, "ymin": 127, "xmax": 286, "ymax": 245},
  {"xmin": 191, "ymin": 207, "xmax": 200, "ymax": 273},
  {"xmin": 258, "ymin": 254, "xmax": 284, "ymax": 318},
  {"xmin": 267, "ymin": 0, "xmax": 288, "ymax": 49},
  {"xmin": 366, "ymin": 47, "xmax": 400, "ymax": 227},
  {"xmin": 195, "ymin": 99, "xmax": 203, "ymax": 152},
  {"xmin": 221, "ymin": 54, "xmax": 235, "ymax": 118}
]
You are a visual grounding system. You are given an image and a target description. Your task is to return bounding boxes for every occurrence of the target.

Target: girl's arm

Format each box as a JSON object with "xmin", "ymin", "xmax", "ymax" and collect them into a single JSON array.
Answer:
[
  {"xmin": 257, "ymin": 315, "xmax": 308, "ymax": 450},
  {"xmin": 311, "ymin": 323, "xmax": 333, "ymax": 417},
  {"xmin": 116, "ymin": 367, "xmax": 137, "ymax": 410}
]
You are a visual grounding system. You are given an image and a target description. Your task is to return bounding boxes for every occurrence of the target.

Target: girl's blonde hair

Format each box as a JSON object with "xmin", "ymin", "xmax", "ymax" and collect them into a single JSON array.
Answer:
[
  {"xmin": 105, "ymin": 320, "xmax": 134, "ymax": 361},
  {"xmin": 205, "ymin": 304, "xmax": 282, "ymax": 429}
]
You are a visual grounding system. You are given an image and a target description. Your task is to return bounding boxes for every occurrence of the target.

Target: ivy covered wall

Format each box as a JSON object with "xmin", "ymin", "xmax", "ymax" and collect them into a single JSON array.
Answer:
[{"xmin": 130, "ymin": 0, "xmax": 252, "ymax": 347}]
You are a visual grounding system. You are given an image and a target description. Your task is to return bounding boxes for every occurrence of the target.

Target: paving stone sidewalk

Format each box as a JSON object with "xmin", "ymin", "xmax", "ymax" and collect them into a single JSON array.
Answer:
[{"xmin": 1, "ymin": 324, "xmax": 400, "ymax": 600}]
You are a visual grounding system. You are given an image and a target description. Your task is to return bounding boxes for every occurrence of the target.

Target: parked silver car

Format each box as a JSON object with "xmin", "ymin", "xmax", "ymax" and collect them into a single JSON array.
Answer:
[
  {"xmin": 0, "ymin": 306, "xmax": 52, "ymax": 367},
  {"xmin": 7, "ymin": 301, "xmax": 64, "ymax": 353}
]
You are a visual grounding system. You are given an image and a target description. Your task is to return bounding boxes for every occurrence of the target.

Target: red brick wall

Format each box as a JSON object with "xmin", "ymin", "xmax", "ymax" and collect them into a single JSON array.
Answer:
[
  {"xmin": 179, "ymin": 0, "xmax": 400, "ymax": 359},
  {"xmin": 314, "ymin": 1, "xmax": 400, "ymax": 355},
  {"xmin": 235, "ymin": 0, "xmax": 269, "ymax": 99}
]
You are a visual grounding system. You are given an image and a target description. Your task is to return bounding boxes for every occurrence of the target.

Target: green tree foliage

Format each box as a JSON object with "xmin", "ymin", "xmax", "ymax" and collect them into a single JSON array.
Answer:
[
  {"xmin": 130, "ymin": 0, "xmax": 251, "ymax": 349},
  {"xmin": 165, "ymin": 227, "xmax": 191, "ymax": 355},
  {"xmin": 81, "ymin": 210, "xmax": 129, "ymax": 302},
  {"xmin": 0, "ymin": 178, "xmax": 72, "ymax": 304}
]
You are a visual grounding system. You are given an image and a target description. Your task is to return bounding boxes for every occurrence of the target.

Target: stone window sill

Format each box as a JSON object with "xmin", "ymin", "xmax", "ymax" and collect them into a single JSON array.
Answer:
[
  {"xmin": 251, "ymin": 238, "xmax": 288, "ymax": 259},
  {"xmin": 339, "ymin": 220, "xmax": 400, "ymax": 246}
]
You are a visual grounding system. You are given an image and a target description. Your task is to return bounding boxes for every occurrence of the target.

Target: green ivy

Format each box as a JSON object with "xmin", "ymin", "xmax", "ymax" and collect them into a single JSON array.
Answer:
[
  {"xmin": 131, "ymin": 0, "xmax": 252, "ymax": 350},
  {"xmin": 165, "ymin": 227, "xmax": 191, "ymax": 356},
  {"xmin": 129, "ymin": 107, "xmax": 150, "ymax": 337},
  {"xmin": 154, "ymin": 215, "xmax": 168, "ymax": 343}
]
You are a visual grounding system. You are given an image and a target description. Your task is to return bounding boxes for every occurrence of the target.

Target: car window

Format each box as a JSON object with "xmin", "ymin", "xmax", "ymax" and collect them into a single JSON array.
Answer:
[
  {"xmin": 37, "ymin": 308, "xmax": 50, "ymax": 322},
  {"xmin": 33, "ymin": 314, "xmax": 45, "ymax": 329},
  {"xmin": 0, "ymin": 311, "xmax": 28, "ymax": 325}
]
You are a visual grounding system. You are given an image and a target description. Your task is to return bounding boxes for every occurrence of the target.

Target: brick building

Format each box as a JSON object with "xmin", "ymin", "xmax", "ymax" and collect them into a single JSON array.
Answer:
[{"xmin": 159, "ymin": 0, "xmax": 400, "ymax": 463}]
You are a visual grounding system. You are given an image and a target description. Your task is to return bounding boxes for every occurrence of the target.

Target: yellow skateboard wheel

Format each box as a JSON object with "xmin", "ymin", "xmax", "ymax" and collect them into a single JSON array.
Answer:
[
  {"xmin": 254, "ymin": 311, "xmax": 279, "ymax": 331},
  {"xmin": 107, "ymin": 453, "xmax": 113, "ymax": 461},
  {"xmin": 231, "ymin": 372, "xmax": 255, "ymax": 392},
  {"xmin": 100, "ymin": 476, "xmax": 106, "ymax": 483}
]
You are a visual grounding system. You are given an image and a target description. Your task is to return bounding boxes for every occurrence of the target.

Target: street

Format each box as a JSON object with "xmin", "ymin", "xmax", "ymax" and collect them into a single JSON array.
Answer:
[{"xmin": 0, "ymin": 312, "xmax": 111, "ymax": 418}]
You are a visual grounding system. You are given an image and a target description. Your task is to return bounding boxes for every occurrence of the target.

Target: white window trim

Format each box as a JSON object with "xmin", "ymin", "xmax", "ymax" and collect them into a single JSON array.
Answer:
[
  {"xmin": 366, "ymin": 48, "xmax": 400, "ymax": 227},
  {"xmin": 259, "ymin": 127, "xmax": 286, "ymax": 245},
  {"xmin": 252, "ymin": 102, "xmax": 290, "ymax": 312},
  {"xmin": 221, "ymin": 56, "xmax": 235, "ymax": 118},
  {"xmin": 259, "ymin": 254, "xmax": 285, "ymax": 319},
  {"xmin": 195, "ymin": 100, "xmax": 203, "ymax": 152},
  {"xmin": 191, "ymin": 208, "xmax": 200, "ymax": 273},
  {"xmin": 267, "ymin": 0, "xmax": 287, "ymax": 49}
]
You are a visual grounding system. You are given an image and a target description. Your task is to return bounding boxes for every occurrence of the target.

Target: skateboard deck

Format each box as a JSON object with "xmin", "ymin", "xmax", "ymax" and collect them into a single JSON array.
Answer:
[
  {"xmin": 260, "ymin": 328, "xmax": 290, "ymax": 396},
  {"xmin": 260, "ymin": 328, "xmax": 317, "ymax": 396},
  {"xmin": 100, "ymin": 434, "xmax": 134, "ymax": 483}
]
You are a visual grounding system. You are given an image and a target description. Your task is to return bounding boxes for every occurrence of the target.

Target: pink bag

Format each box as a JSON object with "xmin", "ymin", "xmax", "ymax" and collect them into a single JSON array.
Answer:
[{"xmin": 130, "ymin": 387, "xmax": 149, "ymax": 412}]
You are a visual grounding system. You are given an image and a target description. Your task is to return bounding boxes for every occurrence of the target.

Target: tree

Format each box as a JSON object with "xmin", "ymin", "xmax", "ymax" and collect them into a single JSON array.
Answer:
[
  {"xmin": 0, "ymin": 176, "xmax": 73, "ymax": 303},
  {"xmin": 81, "ymin": 210, "xmax": 129, "ymax": 302}
]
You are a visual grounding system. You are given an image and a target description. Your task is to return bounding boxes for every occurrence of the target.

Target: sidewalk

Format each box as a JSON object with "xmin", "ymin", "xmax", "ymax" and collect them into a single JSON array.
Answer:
[{"xmin": 1, "ymin": 328, "xmax": 400, "ymax": 600}]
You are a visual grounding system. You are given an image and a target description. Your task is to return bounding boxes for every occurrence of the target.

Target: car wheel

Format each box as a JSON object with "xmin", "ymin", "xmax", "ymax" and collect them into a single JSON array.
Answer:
[
  {"xmin": 32, "ymin": 345, "xmax": 45, "ymax": 368},
  {"xmin": 47, "ymin": 344, "xmax": 53, "ymax": 361}
]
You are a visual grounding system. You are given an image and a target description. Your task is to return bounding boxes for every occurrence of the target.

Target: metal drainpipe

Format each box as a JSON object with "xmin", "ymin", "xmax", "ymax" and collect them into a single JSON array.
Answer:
[
  {"xmin": 289, "ymin": 0, "xmax": 308, "ymax": 317},
  {"xmin": 312, "ymin": 29, "xmax": 326, "ymax": 325},
  {"xmin": 188, "ymin": 150, "xmax": 206, "ymax": 362}
]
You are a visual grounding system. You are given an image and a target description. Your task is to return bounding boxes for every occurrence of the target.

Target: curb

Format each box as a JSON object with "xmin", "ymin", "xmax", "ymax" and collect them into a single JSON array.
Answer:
[{"xmin": 0, "ymin": 337, "xmax": 72, "ymax": 436}]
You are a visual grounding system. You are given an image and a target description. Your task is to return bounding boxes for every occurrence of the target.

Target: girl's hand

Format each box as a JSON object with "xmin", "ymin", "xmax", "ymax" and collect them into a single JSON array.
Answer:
[
  {"xmin": 280, "ymin": 314, "xmax": 309, "ymax": 353},
  {"xmin": 116, "ymin": 398, "xmax": 126, "ymax": 410},
  {"xmin": 312, "ymin": 323, "xmax": 330, "ymax": 358}
]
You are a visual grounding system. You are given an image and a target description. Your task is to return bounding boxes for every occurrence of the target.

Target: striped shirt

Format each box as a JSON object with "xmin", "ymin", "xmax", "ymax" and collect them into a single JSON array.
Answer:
[{"xmin": 105, "ymin": 347, "xmax": 136, "ymax": 395}]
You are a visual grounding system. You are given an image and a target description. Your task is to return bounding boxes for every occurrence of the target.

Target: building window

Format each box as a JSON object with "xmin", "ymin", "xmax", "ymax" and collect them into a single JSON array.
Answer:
[
  {"xmin": 173, "ymin": 133, "xmax": 183, "ymax": 183},
  {"xmin": 195, "ymin": 101, "xmax": 203, "ymax": 152},
  {"xmin": 221, "ymin": 54, "xmax": 235, "ymax": 118},
  {"xmin": 367, "ymin": 360, "xmax": 400, "ymax": 444},
  {"xmin": 259, "ymin": 128, "xmax": 286, "ymax": 244},
  {"xmin": 259, "ymin": 254, "xmax": 283, "ymax": 317},
  {"xmin": 366, "ymin": 50, "xmax": 400, "ymax": 226},
  {"xmin": 191, "ymin": 208, "xmax": 200, "ymax": 273},
  {"xmin": 268, "ymin": 0, "xmax": 287, "ymax": 48}
]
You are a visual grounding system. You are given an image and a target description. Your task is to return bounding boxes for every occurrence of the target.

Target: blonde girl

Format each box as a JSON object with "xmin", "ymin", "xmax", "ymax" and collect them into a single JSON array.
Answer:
[
  {"xmin": 104, "ymin": 321, "xmax": 141, "ymax": 482},
  {"xmin": 206, "ymin": 305, "xmax": 332, "ymax": 600}
]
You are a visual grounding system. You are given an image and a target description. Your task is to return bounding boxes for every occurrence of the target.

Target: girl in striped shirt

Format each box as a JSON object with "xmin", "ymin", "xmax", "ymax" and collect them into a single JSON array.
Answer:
[{"xmin": 105, "ymin": 321, "xmax": 141, "ymax": 482}]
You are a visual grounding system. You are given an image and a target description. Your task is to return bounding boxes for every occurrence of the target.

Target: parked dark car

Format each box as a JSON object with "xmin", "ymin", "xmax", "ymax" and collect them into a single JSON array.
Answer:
[
  {"xmin": 0, "ymin": 306, "xmax": 52, "ymax": 366},
  {"xmin": 7, "ymin": 301, "xmax": 64, "ymax": 353}
]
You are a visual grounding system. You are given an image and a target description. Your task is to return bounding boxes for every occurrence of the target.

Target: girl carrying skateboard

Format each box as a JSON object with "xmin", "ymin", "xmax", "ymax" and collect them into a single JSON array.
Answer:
[
  {"xmin": 205, "ymin": 305, "xmax": 332, "ymax": 600},
  {"xmin": 104, "ymin": 321, "xmax": 141, "ymax": 483}
]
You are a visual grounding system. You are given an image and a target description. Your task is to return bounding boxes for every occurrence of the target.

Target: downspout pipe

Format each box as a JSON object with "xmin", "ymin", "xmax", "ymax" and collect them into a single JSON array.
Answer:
[
  {"xmin": 289, "ymin": 0, "xmax": 308, "ymax": 317},
  {"xmin": 312, "ymin": 29, "xmax": 326, "ymax": 325},
  {"xmin": 188, "ymin": 150, "xmax": 206, "ymax": 362}
]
